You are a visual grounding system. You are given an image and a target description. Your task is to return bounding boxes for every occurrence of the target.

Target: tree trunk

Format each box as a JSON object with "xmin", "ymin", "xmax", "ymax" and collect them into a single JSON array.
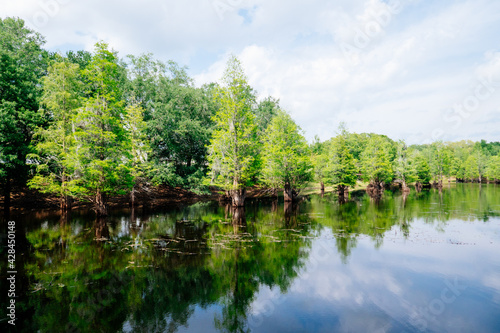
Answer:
[
  {"xmin": 94, "ymin": 190, "xmax": 108, "ymax": 216},
  {"xmin": 366, "ymin": 181, "xmax": 383, "ymax": 199},
  {"xmin": 338, "ymin": 185, "xmax": 349, "ymax": 203},
  {"xmin": 402, "ymin": 191, "xmax": 409, "ymax": 205},
  {"xmin": 284, "ymin": 182, "xmax": 293, "ymax": 202},
  {"xmin": 130, "ymin": 185, "xmax": 136, "ymax": 207},
  {"xmin": 320, "ymin": 182, "xmax": 325, "ymax": 195},
  {"xmin": 402, "ymin": 180, "xmax": 410, "ymax": 193},
  {"xmin": 61, "ymin": 196, "xmax": 72, "ymax": 211},
  {"xmin": 60, "ymin": 175, "xmax": 72, "ymax": 211},
  {"xmin": 94, "ymin": 217, "xmax": 109, "ymax": 240},
  {"xmin": 415, "ymin": 181, "xmax": 422, "ymax": 192},
  {"xmin": 230, "ymin": 188, "xmax": 246, "ymax": 207},
  {"xmin": 231, "ymin": 207, "xmax": 246, "ymax": 226},
  {"xmin": 284, "ymin": 201, "xmax": 293, "ymax": 225}
]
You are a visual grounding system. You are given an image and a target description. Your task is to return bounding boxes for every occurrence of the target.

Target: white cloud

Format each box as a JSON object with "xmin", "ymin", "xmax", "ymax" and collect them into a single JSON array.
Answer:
[{"xmin": 3, "ymin": 0, "xmax": 500, "ymax": 143}]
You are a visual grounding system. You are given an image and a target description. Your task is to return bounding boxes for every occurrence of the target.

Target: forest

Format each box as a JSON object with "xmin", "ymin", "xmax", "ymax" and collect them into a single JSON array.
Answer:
[{"xmin": 1, "ymin": 17, "xmax": 500, "ymax": 216}]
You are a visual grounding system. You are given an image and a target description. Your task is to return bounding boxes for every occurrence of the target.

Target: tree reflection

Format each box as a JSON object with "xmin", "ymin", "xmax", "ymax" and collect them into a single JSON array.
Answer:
[
  {"xmin": 11, "ymin": 184, "xmax": 500, "ymax": 332},
  {"xmin": 19, "ymin": 199, "xmax": 314, "ymax": 332}
]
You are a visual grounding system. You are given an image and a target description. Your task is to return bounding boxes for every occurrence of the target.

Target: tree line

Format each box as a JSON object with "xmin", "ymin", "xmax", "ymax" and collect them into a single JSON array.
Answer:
[{"xmin": 1, "ymin": 17, "xmax": 499, "ymax": 215}]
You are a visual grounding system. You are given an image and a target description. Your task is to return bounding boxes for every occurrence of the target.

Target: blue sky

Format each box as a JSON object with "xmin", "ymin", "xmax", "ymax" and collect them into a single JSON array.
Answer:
[{"xmin": 3, "ymin": 0, "xmax": 500, "ymax": 144}]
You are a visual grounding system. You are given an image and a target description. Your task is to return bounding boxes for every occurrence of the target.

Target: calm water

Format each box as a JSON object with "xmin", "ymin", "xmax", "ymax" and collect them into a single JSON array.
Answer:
[{"xmin": 1, "ymin": 184, "xmax": 500, "ymax": 333}]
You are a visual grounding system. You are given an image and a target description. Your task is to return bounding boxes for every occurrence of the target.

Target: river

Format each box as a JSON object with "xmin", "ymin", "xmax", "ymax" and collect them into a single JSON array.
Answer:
[{"xmin": 2, "ymin": 183, "xmax": 500, "ymax": 332}]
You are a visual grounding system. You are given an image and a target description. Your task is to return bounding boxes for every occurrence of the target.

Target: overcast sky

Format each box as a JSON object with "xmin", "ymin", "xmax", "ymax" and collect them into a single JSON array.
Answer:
[{"xmin": 3, "ymin": 0, "xmax": 500, "ymax": 144}]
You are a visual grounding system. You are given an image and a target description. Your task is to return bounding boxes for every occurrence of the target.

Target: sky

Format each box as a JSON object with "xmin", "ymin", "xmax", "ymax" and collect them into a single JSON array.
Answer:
[{"xmin": 3, "ymin": 0, "xmax": 500, "ymax": 144}]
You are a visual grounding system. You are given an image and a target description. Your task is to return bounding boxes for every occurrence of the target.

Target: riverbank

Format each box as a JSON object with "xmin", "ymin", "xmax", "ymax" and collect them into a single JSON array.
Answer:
[{"xmin": 0, "ymin": 185, "xmax": 299, "ymax": 212}]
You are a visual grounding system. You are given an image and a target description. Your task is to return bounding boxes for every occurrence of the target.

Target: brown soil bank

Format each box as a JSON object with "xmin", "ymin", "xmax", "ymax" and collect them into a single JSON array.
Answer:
[
  {"xmin": 0, "ymin": 185, "xmax": 217, "ymax": 212},
  {"xmin": 0, "ymin": 185, "xmax": 281, "ymax": 212}
]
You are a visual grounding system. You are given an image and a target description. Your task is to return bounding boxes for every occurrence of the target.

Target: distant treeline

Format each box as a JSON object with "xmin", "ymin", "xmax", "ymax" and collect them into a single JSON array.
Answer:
[{"xmin": 1, "ymin": 17, "xmax": 499, "ymax": 214}]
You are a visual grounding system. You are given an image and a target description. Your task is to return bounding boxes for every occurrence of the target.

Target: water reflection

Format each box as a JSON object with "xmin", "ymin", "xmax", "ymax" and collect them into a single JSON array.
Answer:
[{"xmin": 1, "ymin": 184, "xmax": 500, "ymax": 332}]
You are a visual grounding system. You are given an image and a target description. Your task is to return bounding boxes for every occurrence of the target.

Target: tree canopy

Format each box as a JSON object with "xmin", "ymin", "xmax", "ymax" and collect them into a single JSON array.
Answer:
[{"xmin": 260, "ymin": 110, "xmax": 312, "ymax": 199}]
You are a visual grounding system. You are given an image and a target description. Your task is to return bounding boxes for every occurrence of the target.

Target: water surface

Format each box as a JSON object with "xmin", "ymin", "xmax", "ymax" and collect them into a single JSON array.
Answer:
[{"xmin": 2, "ymin": 184, "xmax": 500, "ymax": 332}]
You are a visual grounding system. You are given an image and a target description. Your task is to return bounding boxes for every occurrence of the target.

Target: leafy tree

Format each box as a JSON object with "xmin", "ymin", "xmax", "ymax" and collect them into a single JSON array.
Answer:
[
  {"xmin": 255, "ymin": 96, "xmax": 280, "ymax": 134},
  {"xmin": 414, "ymin": 153, "xmax": 431, "ymax": 185},
  {"xmin": 0, "ymin": 17, "xmax": 49, "ymax": 210},
  {"xmin": 429, "ymin": 141, "xmax": 449, "ymax": 184},
  {"xmin": 394, "ymin": 140, "xmax": 416, "ymax": 190},
  {"xmin": 28, "ymin": 60, "xmax": 83, "ymax": 209},
  {"xmin": 463, "ymin": 155, "xmax": 480, "ymax": 182},
  {"xmin": 127, "ymin": 54, "xmax": 215, "ymax": 191},
  {"xmin": 310, "ymin": 135, "xmax": 329, "ymax": 193},
  {"xmin": 260, "ymin": 110, "xmax": 312, "ymax": 201},
  {"xmin": 485, "ymin": 156, "xmax": 500, "ymax": 182},
  {"xmin": 71, "ymin": 42, "xmax": 137, "ymax": 215},
  {"xmin": 326, "ymin": 125, "xmax": 358, "ymax": 200},
  {"xmin": 66, "ymin": 50, "xmax": 92, "ymax": 70},
  {"xmin": 473, "ymin": 147, "xmax": 487, "ymax": 182},
  {"xmin": 206, "ymin": 56, "xmax": 259, "ymax": 206},
  {"xmin": 360, "ymin": 135, "xmax": 393, "ymax": 186},
  {"xmin": 345, "ymin": 132, "xmax": 371, "ymax": 163},
  {"xmin": 123, "ymin": 102, "xmax": 150, "ymax": 205}
]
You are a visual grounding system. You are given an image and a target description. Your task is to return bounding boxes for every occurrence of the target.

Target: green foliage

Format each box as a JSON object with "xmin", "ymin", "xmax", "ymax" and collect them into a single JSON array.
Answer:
[
  {"xmin": 260, "ymin": 110, "xmax": 312, "ymax": 190},
  {"xmin": 28, "ymin": 60, "xmax": 83, "ymax": 198},
  {"xmin": 414, "ymin": 153, "xmax": 431, "ymax": 184},
  {"xmin": 255, "ymin": 96, "xmax": 280, "ymax": 134},
  {"xmin": 463, "ymin": 155, "xmax": 480, "ymax": 181},
  {"xmin": 66, "ymin": 50, "xmax": 92, "ymax": 70},
  {"xmin": 123, "ymin": 102, "xmax": 151, "ymax": 185},
  {"xmin": 360, "ymin": 135, "xmax": 393, "ymax": 184},
  {"xmin": 70, "ymin": 42, "xmax": 140, "ymax": 203},
  {"xmin": 127, "ymin": 54, "xmax": 215, "ymax": 190},
  {"xmin": 485, "ymin": 156, "xmax": 500, "ymax": 181},
  {"xmin": 0, "ymin": 17, "xmax": 49, "ymax": 184},
  {"xmin": 310, "ymin": 136, "xmax": 329, "ymax": 185},
  {"xmin": 206, "ymin": 56, "xmax": 259, "ymax": 190},
  {"xmin": 4, "ymin": 16, "xmax": 500, "ymax": 205},
  {"xmin": 326, "ymin": 126, "xmax": 358, "ymax": 189},
  {"xmin": 428, "ymin": 141, "xmax": 448, "ymax": 180},
  {"xmin": 394, "ymin": 140, "xmax": 416, "ymax": 185}
]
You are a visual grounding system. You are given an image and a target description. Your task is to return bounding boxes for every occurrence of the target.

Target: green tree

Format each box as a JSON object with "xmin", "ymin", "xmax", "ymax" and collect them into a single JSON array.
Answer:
[
  {"xmin": 0, "ymin": 17, "xmax": 49, "ymax": 210},
  {"xmin": 66, "ymin": 50, "xmax": 92, "ymax": 70},
  {"xmin": 28, "ymin": 60, "xmax": 83, "ymax": 209},
  {"xmin": 255, "ymin": 96, "xmax": 280, "ymax": 134},
  {"xmin": 127, "ymin": 54, "xmax": 215, "ymax": 191},
  {"xmin": 485, "ymin": 156, "xmax": 500, "ymax": 182},
  {"xmin": 463, "ymin": 155, "xmax": 480, "ymax": 182},
  {"xmin": 394, "ymin": 140, "xmax": 416, "ymax": 190},
  {"xmin": 327, "ymin": 125, "xmax": 358, "ymax": 201},
  {"xmin": 429, "ymin": 141, "xmax": 447, "ymax": 184},
  {"xmin": 310, "ymin": 135, "xmax": 329, "ymax": 193},
  {"xmin": 123, "ymin": 102, "xmax": 150, "ymax": 205},
  {"xmin": 360, "ymin": 135, "xmax": 393, "ymax": 186},
  {"xmin": 206, "ymin": 56, "xmax": 259, "ymax": 206},
  {"xmin": 71, "ymin": 42, "xmax": 136, "ymax": 215},
  {"xmin": 260, "ymin": 110, "xmax": 312, "ymax": 201},
  {"xmin": 414, "ymin": 153, "xmax": 431, "ymax": 185}
]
